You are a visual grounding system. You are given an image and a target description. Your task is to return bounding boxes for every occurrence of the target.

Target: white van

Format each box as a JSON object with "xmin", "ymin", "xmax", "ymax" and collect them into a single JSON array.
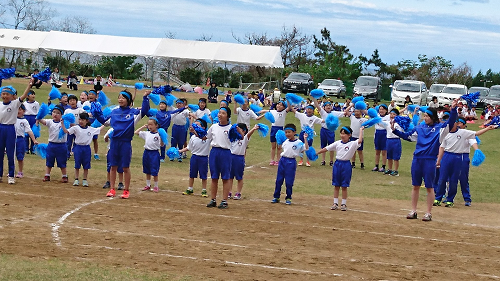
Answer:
[
  {"xmin": 438, "ymin": 84, "xmax": 468, "ymax": 106},
  {"xmin": 391, "ymin": 80, "xmax": 428, "ymax": 106}
]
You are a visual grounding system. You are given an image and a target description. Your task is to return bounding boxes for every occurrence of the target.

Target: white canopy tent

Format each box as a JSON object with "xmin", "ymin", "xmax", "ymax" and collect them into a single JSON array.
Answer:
[{"xmin": 0, "ymin": 28, "xmax": 49, "ymax": 52}]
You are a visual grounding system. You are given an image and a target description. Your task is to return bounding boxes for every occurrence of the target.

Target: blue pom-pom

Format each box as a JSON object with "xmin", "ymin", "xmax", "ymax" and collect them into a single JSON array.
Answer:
[
  {"xmin": 229, "ymin": 124, "xmax": 243, "ymax": 142},
  {"xmin": 188, "ymin": 104, "xmax": 199, "ymax": 111},
  {"xmin": 351, "ymin": 96, "xmax": 364, "ymax": 104},
  {"xmin": 475, "ymin": 136, "xmax": 481, "ymax": 145},
  {"xmin": 165, "ymin": 94, "xmax": 177, "ymax": 106},
  {"xmin": 49, "ymin": 86, "xmax": 62, "ymax": 100},
  {"xmin": 167, "ymin": 147, "xmax": 180, "ymax": 160},
  {"xmin": 285, "ymin": 93, "xmax": 304, "ymax": 105},
  {"xmin": 90, "ymin": 102, "xmax": 102, "ymax": 116},
  {"xmin": 394, "ymin": 116, "xmax": 412, "ymax": 132},
  {"xmin": 302, "ymin": 125, "xmax": 315, "ymax": 141},
  {"xmin": 472, "ymin": 149, "xmax": 485, "ymax": 167},
  {"xmin": 83, "ymin": 105, "xmax": 90, "ymax": 112},
  {"xmin": 250, "ymin": 104, "xmax": 262, "ymax": 113},
  {"xmin": 35, "ymin": 143, "xmax": 48, "ymax": 159},
  {"xmin": 36, "ymin": 103, "xmax": 49, "ymax": 120},
  {"xmin": 102, "ymin": 105, "xmax": 117, "ymax": 119},
  {"xmin": 158, "ymin": 128, "xmax": 168, "ymax": 145},
  {"xmin": 149, "ymin": 93, "xmax": 161, "ymax": 106},
  {"xmin": 58, "ymin": 126, "xmax": 66, "ymax": 139},
  {"xmin": 354, "ymin": 101, "xmax": 366, "ymax": 110},
  {"xmin": 48, "ymin": 103, "xmax": 55, "ymax": 113},
  {"xmin": 461, "ymin": 92, "xmax": 480, "ymax": 108},
  {"xmin": 265, "ymin": 111, "xmax": 275, "ymax": 123},
  {"xmin": 191, "ymin": 123, "xmax": 207, "ymax": 138},
  {"xmin": 62, "ymin": 113, "xmax": 76, "ymax": 124},
  {"xmin": 97, "ymin": 91, "xmax": 110, "ymax": 107},
  {"xmin": 375, "ymin": 105, "xmax": 380, "ymax": 113},
  {"xmin": 32, "ymin": 124, "xmax": 40, "ymax": 138},
  {"xmin": 412, "ymin": 113, "xmax": 420, "ymax": 126},
  {"xmin": 33, "ymin": 67, "xmax": 51, "ymax": 82},
  {"xmin": 211, "ymin": 109, "xmax": 219, "ymax": 123},
  {"xmin": 275, "ymin": 130, "xmax": 287, "ymax": 145},
  {"xmin": 310, "ymin": 89, "xmax": 325, "ymax": 99},
  {"xmin": 200, "ymin": 114, "xmax": 212, "ymax": 124},
  {"xmin": 91, "ymin": 119, "xmax": 101, "ymax": 128},
  {"xmin": 152, "ymin": 85, "xmax": 173, "ymax": 97},
  {"xmin": 135, "ymin": 82, "xmax": 144, "ymax": 90},
  {"xmin": 418, "ymin": 106, "xmax": 429, "ymax": 113},
  {"xmin": 0, "ymin": 67, "xmax": 16, "ymax": 80},
  {"xmin": 326, "ymin": 113, "xmax": 340, "ymax": 132},
  {"xmin": 257, "ymin": 123, "xmax": 269, "ymax": 137},
  {"xmin": 362, "ymin": 116, "xmax": 382, "ymax": 128},
  {"xmin": 367, "ymin": 108, "xmax": 378, "ymax": 118},
  {"xmin": 407, "ymin": 104, "xmax": 418, "ymax": 113},
  {"xmin": 234, "ymin": 94, "xmax": 246, "ymax": 105},
  {"xmin": 147, "ymin": 108, "xmax": 158, "ymax": 117},
  {"xmin": 306, "ymin": 147, "xmax": 318, "ymax": 161}
]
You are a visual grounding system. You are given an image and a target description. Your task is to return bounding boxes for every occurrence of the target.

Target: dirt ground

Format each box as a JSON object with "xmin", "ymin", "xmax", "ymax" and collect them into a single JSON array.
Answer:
[{"xmin": 1, "ymin": 176, "xmax": 500, "ymax": 281}]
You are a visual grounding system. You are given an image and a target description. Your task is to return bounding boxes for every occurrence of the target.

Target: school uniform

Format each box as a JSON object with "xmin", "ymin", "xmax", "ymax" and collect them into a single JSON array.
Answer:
[
  {"xmin": 206, "ymin": 123, "xmax": 232, "ymax": 180},
  {"xmin": 273, "ymin": 139, "xmax": 305, "ymax": 200},
  {"xmin": 269, "ymin": 109, "xmax": 287, "ymax": 143},
  {"xmin": 64, "ymin": 107, "xmax": 86, "ymax": 158},
  {"xmin": 104, "ymin": 128, "xmax": 124, "ymax": 174},
  {"xmin": 156, "ymin": 107, "xmax": 184, "ymax": 160},
  {"xmin": 43, "ymin": 120, "xmax": 68, "ymax": 168},
  {"xmin": 385, "ymin": 122, "xmax": 403, "ymax": 161},
  {"xmin": 236, "ymin": 107, "xmax": 258, "ymax": 129},
  {"xmin": 374, "ymin": 115, "xmax": 390, "ymax": 150},
  {"xmin": 84, "ymin": 101, "xmax": 101, "ymax": 140},
  {"xmin": 139, "ymin": 131, "xmax": 162, "ymax": 177},
  {"xmin": 194, "ymin": 108, "xmax": 211, "ymax": 119},
  {"xmin": 326, "ymin": 140, "xmax": 361, "ymax": 187},
  {"xmin": 67, "ymin": 125, "xmax": 101, "ymax": 169},
  {"xmin": 0, "ymin": 98, "xmax": 23, "ymax": 177},
  {"xmin": 14, "ymin": 117, "xmax": 31, "ymax": 161},
  {"xmin": 319, "ymin": 109, "xmax": 344, "ymax": 148},
  {"xmin": 349, "ymin": 114, "xmax": 367, "ymax": 151},
  {"xmin": 170, "ymin": 108, "xmax": 190, "ymax": 150},
  {"xmin": 23, "ymin": 100, "xmax": 39, "ymax": 153},
  {"xmin": 295, "ymin": 112, "xmax": 322, "ymax": 146},
  {"xmin": 187, "ymin": 135, "xmax": 210, "ymax": 179},
  {"xmin": 230, "ymin": 135, "xmax": 250, "ymax": 181}
]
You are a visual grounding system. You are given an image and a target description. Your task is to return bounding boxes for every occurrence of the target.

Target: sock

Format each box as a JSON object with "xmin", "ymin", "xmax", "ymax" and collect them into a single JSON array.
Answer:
[
  {"xmin": 361, "ymin": 163, "xmax": 365, "ymax": 167},
  {"xmin": 62, "ymin": 174, "xmax": 67, "ymax": 178},
  {"xmin": 375, "ymin": 164, "xmax": 379, "ymax": 168},
  {"xmin": 188, "ymin": 187, "xmax": 193, "ymax": 191},
  {"xmin": 342, "ymin": 199, "xmax": 347, "ymax": 205},
  {"xmin": 146, "ymin": 180, "xmax": 151, "ymax": 187},
  {"xmin": 351, "ymin": 162, "xmax": 355, "ymax": 165},
  {"xmin": 154, "ymin": 181, "xmax": 158, "ymax": 188},
  {"xmin": 83, "ymin": 178, "xmax": 86, "ymax": 181},
  {"xmin": 202, "ymin": 188, "xmax": 206, "ymax": 191},
  {"xmin": 382, "ymin": 165, "xmax": 386, "ymax": 169},
  {"xmin": 333, "ymin": 198, "xmax": 339, "ymax": 204},
  {"xmin": 45, "ymin": 174, "xmax": 50, "ymax": 177}
]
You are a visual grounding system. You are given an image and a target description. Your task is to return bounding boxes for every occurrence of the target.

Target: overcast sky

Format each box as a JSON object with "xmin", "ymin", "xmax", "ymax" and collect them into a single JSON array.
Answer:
[{"xmin": 43, "ymin": 0, "xmax": 500, "ymax": 73}]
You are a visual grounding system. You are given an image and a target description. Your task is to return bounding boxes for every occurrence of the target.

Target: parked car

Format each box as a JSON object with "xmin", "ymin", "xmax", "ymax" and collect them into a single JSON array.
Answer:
[
  {"xmin": 317, "ymin": 79, "xmax": 346, "ymax": 98},
  {"xmin": 437, "ymin": 84, "xmax": 468, "ymax": 106},
  {"xmin": 281, "ymin": 72, "xmax": 314, "ymax": 95},
  {"xmin": 353, "ymin": 76, "xmax": 381, "ymax": 101},
  {"xmin": 391, "ymin": 80, "xmax": 428, "ymax": 106},
  {"xmin": 468, "ymin": 86, "xmax": 490, "ymax": 108},
  {"xmin": 425, "ymin": 83, "xmax": 446, "ymax": 104},
  {"xmin": 482, "ymin": 85, "xmax": 500, "ymax": 106}
]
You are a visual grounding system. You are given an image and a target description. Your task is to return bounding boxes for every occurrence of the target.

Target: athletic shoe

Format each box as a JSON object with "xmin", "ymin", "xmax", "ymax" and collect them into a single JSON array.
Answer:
[
  {"xmin": 43, "ymin": 176, "xmax": 50, "ymax": 182},
  {"xmin": 182, "ymin": 152, "xmax": 187, "ymax": 159},
  {"xmin": 321, "ymin": 161, "xmax": 326, "ymax": 166},
  {"xmin": 329, "ymin": 161, "xmax": 334, "ymax": 167},
  {"xmin": 177, "ymin": 158, "xmax": 182, "ymax": 162},
  {"xmin": 465, "ymin": 201, "xmax": 471, "ymax": 207},
  {"xmin": 285, "ymin": 199, "xmax": 292, "ymax": 205},
  {"xmin": 228, "ymin": 192, "xmax": 232, "ymax": 199},
  {"xmin": 340, "ymin": 204, "xmax": 347, "ymax": 211},
  {"xmin": 117, "ymin": 182, "xmax": 124, "ymax": 190},
  {"xmin": 298, "ymin": 160, "xmax": 303, "ymax": 166},
  {"xmin": 330, "ymin": 203, "xmax": 338, "ymax": 210},
  {"xmin": 273, "ymin": 161, "xmax": 279, "ymax": 166},
  {"xmin": 360, "ymin": 164, "xmax": 365, "ymax": 170},
  {"xmin": 233, "ymin": 193, "xmax": 241, "ymax": 200},
  {"xmin": 406, "ymin": 211, "xmax": 417, "ymax": 219},
  {"xmin": 102, "ymin": 181, "xmax": 110, "ymax": 189},
  {"xmin": 390, "ymin": 171, "xmax": 399, "ymax": 177},
  {"xmin": 206, "ymin": 199, "xmax": 217, "ymax": 208},
  {"xmin": 61, "ymin": 176, "xmax": 69, "ymax": 183},
  {"xmin": 384, "ymin": 170, "xmax": 392, "ymax": 175},
  {"xmin": 218, "ymin": 200, "xmax": 228, "ymax": 209},
  {"xmin": 445, "ymin": 202, "xmax": 454, "ymax": 208},
  {"xmin": 422, "ymin": 213, "xmax": 432, "ymax": 222},
  {"xmin": 169, "ymin": 158, "xmax": 174, "ymax": 162},
  {"xmin": 201, "ymin": 189, "xmax": 208, "ymax": 197},
  {"xmin": 106, "ymin": 189, "xmax": 116, "ymax": 197},
  {"xmin": 15, "ymin": 172, "xmax": 23, "ymax": 178},
  {"xmin": 8, "ymin": 177, "xmax": 15, "ymax": 184},
  {"xmin": 269, "ymin": 161, "xmax": 275, "ymax": 166},
  {"xmin": 142, "ymin": 186, "xmax": 151, "ymax": 191},
  {"xmin": 183, "ymin": 189, "xmax": 194, "ymax": 195},
  {"xmin": 153, "ymin": 186, "xmax": 159, "ymax": 193},
  {"xmin": 160, "ymin": 159, "xmax": 165, "ymax": 163},
  {"xmin": 306, "ymin": 161, "xmax": 311, "ymax": 167},
  {"xmin": 82, "ymin": 180, "xmax": 89, "ymax": 187},
  {"xmin": 73, "ymin": 179, "xmax": 79, "ymax": 186},
  {"xmin": 371, "ymin": 167, "xmax": 378, "ymax": 172},
  {"xmin": 378, "ymin": 168, "xmax": 385, "ymax": 173},
  {"xmin": 120, "ymin": 190, "xmax": 130, "ymax": 199},
  {"xmin": 351, "ymin": 163, "xmax": 356, "ymax": 169},
  {"xmin": 94, "ymin": 154, "xmax": 100, "ymax": 161},
  {"xmin": 433, "ymin": 200, "xmax": 441, "ymax": 206},
  {"xmin": 271, "ymin": 198, "xmax": 280, "ymax": 203}
]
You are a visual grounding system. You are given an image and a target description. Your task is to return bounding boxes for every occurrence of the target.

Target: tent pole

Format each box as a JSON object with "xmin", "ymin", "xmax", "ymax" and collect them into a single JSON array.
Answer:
[
  {"xmin": 167, "ymin": 60, "xmax": 171, "ymax": 85},
  {"xmin": 151, "ymin": 58, "xmax": 154, "ymax": 88}
]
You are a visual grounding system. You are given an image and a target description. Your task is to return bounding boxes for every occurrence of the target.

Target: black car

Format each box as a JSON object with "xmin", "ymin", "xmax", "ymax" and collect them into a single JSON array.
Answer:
[{"xmin": 281, "ymin": 72, "xmax": 314, "ymax": 95}]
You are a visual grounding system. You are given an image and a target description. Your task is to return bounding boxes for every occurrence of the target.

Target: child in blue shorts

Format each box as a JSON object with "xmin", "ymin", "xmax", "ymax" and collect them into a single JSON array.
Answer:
[
  {"xmin": 135, "ymin": 118, "xmax": 163, "ymax": 192},
  {"xmin": 180, "ymin": 118, "xmax": 210, "ymax": 197},
  {"xmin": 15, "ymin": 104, "xmax": 38, "ymax": 179},
  {"xmin": 154, "ymin": 100, "xmax": 186, "ymax": 162},
  {"xmin": 372, "ymin": 104, "xmax": 390, "ymax": 172},
  {"xmin": 103, "ymin": 128, "xmax": 124, "ymax": 190},
  {"xmin": 260, "ymin": 100, "xmax": 289, "ymax": 166},
  {"xmin": 344, "ymin": 103, "xmax": 368, "ymax": 169},
  {"xmin": 384, "ymin": 108, "xmax": 403, "ymax": 176},
  {"xmin": 86, "ymin": 90, "xmax": 102, "ymax": 160},
  {"xmin": 22, "ymin": 90, "xmax": 39, "ymax": 154},
  {"xmin": 170, "ymin": 99, "xmax": 190, "ymax": 162},
  {"xmin": 317, "ymin": 126, "xmax": 364, "ymax": 211}
]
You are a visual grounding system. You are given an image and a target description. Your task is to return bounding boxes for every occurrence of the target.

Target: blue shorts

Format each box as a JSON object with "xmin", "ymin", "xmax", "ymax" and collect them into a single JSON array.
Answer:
[
  {"xmin": 73, "ymin": 144, "xmax": 91, "ymax": 169},
  {"xmin": 93, "ymin": 134, "xmax": 98, "ymax": 140},
  {"xmin": 320, "ymin": 127, "xmax": 335, "ymax": 148},
  {"xmin": 142, "ymin": 149, "xmax": 160, "ymax": 176},
  {"xmin": 374, "ymin": 129, "xmax": 387, "ymax": 151},
  {"xmin": 411, "ymin": 158, "xmax": 436, "ymax": 188},
  {"xmin": 106, "ymin": 150, "xmax": 124, "ymax": 173},
  {"xmin": 270, "ymin": 126, "xmax": 283, "ymax": 143},
  {"xmin": 230, "ymin": 154, "xmax": 245, "ymax": 180},
  {"xmin": 299, "ymin": 131, "xmax": 313, "ymax": 147},
  {"xmin": 386, "ymin": 138, "xmax": 402, "ymax": 160},
  {"xmin": 189, "ymin": 154, "xmax": 208, "ymax": 179},
  {"xmin": 171, "ymin": 124, "xmax": 187, "ymax": 149},
  {"xmin": 209, "ymin": 147, "xmax": 231, "ymax": 180},
  {"xmin": 332, "ymin": 160, "xmax": 352, "ymax": 187},
  {"xmin": 16, "ymin": 136, "xmax": 26, "ymax": 161},
  {"xmin": 350, "ymin": 137, "xmax": 364, "ymax": 151},
  {"xmin": 46, "ymin": 142, "xmax": 67, "ymax": 168},
  {"xmin": 25, "ymin": 115, "xmax": 36, "ymax": 128},
  {"xmin": 109, "ymin": 139, "xmax": 132, "ymax": 168}
]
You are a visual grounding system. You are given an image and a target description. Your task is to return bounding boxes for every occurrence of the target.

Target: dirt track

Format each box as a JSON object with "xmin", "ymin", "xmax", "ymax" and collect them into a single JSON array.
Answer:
[{"xmin": 1, "ymin": 177, "xmax": 500, "ymax": 280}]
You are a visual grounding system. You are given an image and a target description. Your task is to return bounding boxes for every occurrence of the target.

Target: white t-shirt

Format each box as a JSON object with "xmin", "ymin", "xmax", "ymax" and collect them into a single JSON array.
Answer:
[
  {"xmin": 326, "ymin": 140, "xmax": 361, "ymax": 161},
  {"xmin": 319, "ymin": 108, "xmax": 345, "ymax": 129},
  {"xmin": 187, "ymin": 135, "xmax": 210, "ymax": 156},
  {"xmin": 172, "ymin": 109, "xmax": 190, "ymax": 125},
  {"xmin": 23, "ymin": 101, "xmax": 40, "ymax": 116},
  {"xmin": 236, "ymin": 107, "xmax": 258, "ymax": 128},
  {"xmin": 64, "ymin": 107, "xmax": 86, "ymax": 124},
  {"xmin": 207, "ymin": 123, "xmax": 231, "ymax": 149},
  {"xmin": 43, "ymin": 119, "xmax": 66, "ymax": 143},
  {"xmin": 280, "ymin": 139, "xmax": 306, "ymax": 158},
  {"xmin": 67, "ymin": 125, "xmax": 101, "ymax": 145},
  {"xmin": 15, "ymin": 118, "xmax": 31, "ymax": 137},
  {"xmin": 270, "ymin": 109, "xmax": 288, "ymax": 127},
  {"xmin": 230, "ymin": 135, "xmax": 250, "ymax": 156},
  {"xmin": 349, "ymin": 114, "xmax": 367, "ymax": 138},
  {"xmin": 295, "ymin": 111, "xmax": 322, "ymax": 130},
  {"xmin": 139, "ymin": 131, "xmax": 162, "ymax": 150},
  {"xmin": 440, "ymin": 129, "xmax": 476, "ymax": 154},
  {"xmin": 386, "ymin": 121, "xmax": 403, "ymax": 139},
  {"xmin": 375, "ymin": 114, "xmax": 390, "ymax": 130},
  {"xmin": 194, "ymin": 108, "xmax": 211, "ymax": 119},
  {"xmin": 0, "ymin": 98, "xmax": 22, "ymax": 125},
  {"xmin": 82, "ymin": 101, "xmax": 91, "ymax": 109},
  {"xmin": 104, "ymin": 128, "xmax": 114, "ymax": 150}
]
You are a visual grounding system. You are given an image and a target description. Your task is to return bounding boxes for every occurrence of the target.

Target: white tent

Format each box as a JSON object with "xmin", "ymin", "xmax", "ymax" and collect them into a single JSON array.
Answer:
[{"xmin": 0, "ymin": 28, "xmax": 48, "ymax": 52}]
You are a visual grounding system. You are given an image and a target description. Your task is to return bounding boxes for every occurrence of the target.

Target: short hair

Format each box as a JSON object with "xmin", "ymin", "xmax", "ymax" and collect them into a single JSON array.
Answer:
[
  {"xmin": 220, "ymin": 106, "xmax": 231, "ymax": 119},
  {"xmin": 68, "ymin": 95, "xmax": 78, "ymax": 102},
  {"xmin": 19, "ymin": 104, "xmax": 26, "ymax": 111},
  {"xmin": 79, "ymin": 112, "xmax": 90, "ymax": 120},
  {"xmin": 284, "ymin": 123, "xmax": 297, "ymax": 132},
  {"xmin": 196, "ymin": 118, "xmax": 207, "ymax": 129},
  {"xmin": 198, "ymin": 98, "xmax": 207, "ymax": 103},
  {"xmin": 340, "ymin": 126, "xmax": 353, "ymax": 135},
  {"xmin": 237, "ymin": 123, "xmax": 248, "ymax": 134}
]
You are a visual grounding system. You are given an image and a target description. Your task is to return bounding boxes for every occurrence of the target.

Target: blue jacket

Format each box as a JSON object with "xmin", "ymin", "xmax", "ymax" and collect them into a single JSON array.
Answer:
[{"xmin": 156, "ymin": 107, "xmax": 184, "ymax": 130}]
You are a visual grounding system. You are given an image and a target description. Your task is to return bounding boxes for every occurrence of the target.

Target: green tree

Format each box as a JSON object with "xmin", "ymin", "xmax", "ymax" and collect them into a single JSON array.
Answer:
[
  {"xmin": 95, "ymin": 56, "xmax": 143, "ymax": 80},
  {"xmin": 209, "ymin": 67, "xmax": 230, "ymax": 87},
  {"xmin": 229, "ymin": 72, "xmax": 254, "ymax": 88},
  {"xmin": 179, "ymin": 67, "xmax": 203, "ymax": 85}
]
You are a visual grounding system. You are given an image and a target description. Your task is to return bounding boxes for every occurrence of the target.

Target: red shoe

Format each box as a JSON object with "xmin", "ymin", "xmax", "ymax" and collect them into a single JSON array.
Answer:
[
  {"xmin": 61, "ymin": 176, "xmax": 68, "ymax": 183},
  {"xmin": 106, "ymin": 189, "xmax": 116, "ymax": 197},
  {"xmin": 43, "ymin": 176, "xmax": 50, "ymax": 182},
  {"xmin": 142, "ymin": 186, "xmax": 151, "ymax": 191},
  {"xmin": 120, "ymin": 190, "xmax": 130, "ymax": 199}
]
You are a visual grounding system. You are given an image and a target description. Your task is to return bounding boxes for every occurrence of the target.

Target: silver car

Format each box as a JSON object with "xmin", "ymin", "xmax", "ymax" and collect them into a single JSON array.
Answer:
[
  {"xmin": 469, "ymin": 87, "xmax": 489, "ymax": 108},
  {"xmin": 425, "ymin": 84, "xmax": 446, "ymax": 104},
  {"xmin": 318, "ymin": 79, "xmax": 346, "ymax": 98}
]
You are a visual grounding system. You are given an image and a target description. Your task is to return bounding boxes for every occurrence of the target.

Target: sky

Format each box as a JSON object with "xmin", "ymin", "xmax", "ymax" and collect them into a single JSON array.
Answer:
[{"xmin": 37, "ymin": 0, "xmax": 500, "ymax": 73}]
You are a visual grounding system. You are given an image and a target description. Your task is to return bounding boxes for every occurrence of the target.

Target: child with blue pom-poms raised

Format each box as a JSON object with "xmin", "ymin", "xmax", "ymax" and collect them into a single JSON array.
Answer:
[
  {"xmin": 153, "ymin": 99, "xmax": 187, "ymax": 162},
  {"xmin": 344, "ymin": 100, "xmax": 368, "ymax": 169},
  {"xmin": 23, "ymin": 90, "xmax": 39, "ymax": 154},
  {"xmin": 170, "ymin": 98, "xmax": 190, "ymax": 162},
  {"xmin": 271, "ymin": 124, "xmax": 308, "ymax": 205},
  {"xmin": 64, "ymin": 95, "xmax": 86, "ymax": 159},
  {"xmin": 233, "ymin": 95, "xmax": 265, "ymax": 129},
  {"xmin": 15, "ymin": 104, "xmax": 39, "ymax": 180},
  {"xmin": 259, "ymin": 100, "xmax": 290, "ymax": 166},
  {"xmin": 135, "ymin": 118, "xmax": 165, "ymax": 193},
  {"xmin": 316, "ymin": 126, "xmax": 364, "ymax": 211}
]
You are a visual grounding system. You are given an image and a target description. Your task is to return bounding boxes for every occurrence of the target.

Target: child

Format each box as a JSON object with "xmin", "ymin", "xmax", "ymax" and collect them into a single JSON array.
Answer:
[
  {"xmin": 225, "ymin": 90, "xmax": 232, "ymax": 104},
  {"xmin": 50, "ymin": 68, "xmax": 61, "ymax": 88},
  {"xmin": 317, "ymin": 126, "xmax": 364, "ymax": 211},
  {"xmin": 86, "ymin": 90, "xmax": 102, "ymax": 160},
  {"xmin": 61, "ymin": 112, "xmax": 101, "ymax": 187},
  {"xmin": 261, "ymin": 100, "xmax": 289, "ymax": 165},
  {"xmin": 48, "ymin": 93, "xmax": 71, "ymax": 111},
  {"xmin": 15, "ymin": 104, "xmax": 38, "ymax": 179},
  {"xmin": 67, "ymin": 71, "xmax": 78, "ymax": 91},
  {"xmin": 64, "ymin": 95, "xmax": 85, "ymax": 159},
  {"xmin": 77, "ymin": 91, "xmax": 88, "ymax": 108},
  {"xmin": 135, "ymin": 118, "xmax": 163, "ymax": 192},
  {"xmin": 384, "ymin": 108, "xmax": 403, "ymax": 176},
  {"xmin": 205, "ymin": 107, "xmax": 232, "ymax": 209},
  {"xmin": 192, "ymin": 98, "xmax": 211, "ymax": 119},
  {"xmin": 23, "ymin": 90, "xmax": 39, "ymax": 154},
  {"xmin": 229, "ymin": 123, "xmax": 259, "ymax": 200},
  {"xmin": 234, "ymin": 97, "xmax": 264, "ymax": 129},
  {"xmin": 94, "ymin": 90, "xmax": 150, "ymax": 198},
  {"xmin": 288, "ymin": 103, "xmax": 323, "ymax": 167},
  {"xmin": 271, "ymin": 124, "xmax": 308, "ymax": 205},
  {"xmin": 93, "ymin": 75, "xmax": 104, "ymax": 92},
  {"xmin": 0, "ymin": 82, "xmax": 31, "ymax": 183},
  {"xmin": 180, "ymin": 118, "xmax": 210, "ymax": 197},
  {"xmin": 220, "ymin": 100, "xmax": 229, "ymax": 109},
  {"xmin": 170, "ymin": 99, "xmax": 190, "ymax": 162},
  {"xmin": 345, "ymin": 103, "xmax": 368, "ymax": 169},
  {"xmin": 372, "ymin": 104, "xmax": 390, "ymax": 172},
  {"xmin": 30, "ymin": 69, "xmax": 43, "ymax": 89},
  {"xmin": 154, "ymin": 100, "xmax": 186, "ymax": 162},
  {"xmin": 102, "ymin": 128, "xmax": 124, "ymax": 190},
  {"xmin": 37, "ymin": 105, "xmax": 69, "ymax": 182}
]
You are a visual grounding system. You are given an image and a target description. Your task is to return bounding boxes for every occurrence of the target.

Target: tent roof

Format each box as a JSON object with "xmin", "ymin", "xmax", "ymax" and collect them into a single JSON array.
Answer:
[{"xmin": 0, "ymin": 28, "xmax": 48, "ymax": 52}]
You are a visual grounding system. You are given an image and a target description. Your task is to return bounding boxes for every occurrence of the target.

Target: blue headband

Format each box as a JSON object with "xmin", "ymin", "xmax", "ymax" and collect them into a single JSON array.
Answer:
[
  {"xmin": 444, "ymin": 112, "xmax": 450, "ymax": 116},
  {"xmin": 284, "ymin": 127, "xmax": 296, "ymax": 132},
  {"xmin": 380, "ymin": 104, "xmax": 388, "ymax": 110},
  {"xmin": 220, "ymin": 107, "xmax": 228, "ymax": 112},
  {"xmin": 278, "ymin": 100, "xmax": 287, "ymax": 107},
  {"xmin": 306, "ymin": 105, "xmax": 315, "ymax": 110},
  {"xmin": 149, "ymin": 117, "xmax": 159, "ymax": 123},
  {"xmin": 1, "ymin": 86, "xmax": 16, "ymax": 95},
  {"xmin": 457, "ymin": 118, "xmax": 466, "ymax": 125},
  {"xmin": 89, "ymin": 90, "xmax": 97, "ymax": 95},
  {"xmin": 323, "ymin": 102, "xmax": 332, "ymax": 106},
  {"xmin": 341, "ymin": 126, "xmax": 352, "ymax": 134},
  {"xmin": 424, "ymin": 110, "xmax": 434, "ymax": 116},
  {"xmin": 120, "ymin": 91, "xmax": 131, "ymax": 100},
  {"xmin": 220, "ymin": 100, "xmax": 228, "ymax": 105}
]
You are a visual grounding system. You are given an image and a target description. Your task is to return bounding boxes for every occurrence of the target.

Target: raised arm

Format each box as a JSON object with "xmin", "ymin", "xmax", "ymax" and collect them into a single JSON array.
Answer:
[
  {"xmin": 60, "ymin": 120, "xmax": 69, "ymax": 134},
  {"xmin": 246, "ymin": 124, "xmax": 259, "ymax": 139},
  {"xmin": 476, "ymin": 125, "xmax": 497, "ymax": 136},
  {"xmin": 18, "ymin": 78, "xmax": 33, "ymax": 101},
  {"xmin": 357, "ymin": 127, "xmax": 365, "ymax": 144},
  {"xmin": 135, "ymin": 124, "xmax": 147, "ymax": 135},
  {"xmin": 140, "ymin": 92, "xmax": 151, "ymax": 118}
]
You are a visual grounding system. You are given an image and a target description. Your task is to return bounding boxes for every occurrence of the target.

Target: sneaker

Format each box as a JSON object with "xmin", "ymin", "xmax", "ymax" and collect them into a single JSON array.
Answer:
[
  {"xmin": 160, "ymin": 159, "xmax": 165, "ymax": 163},
  {"xmin": 329, "ymin": 161, "xmax": 334, "ymax": 167},
  {"xmin": 273, "ymin": 161, "xmax": 279, "ymax": 166},
  {"xmin": 390, "ymin": 171, "xmax": 399, "ymax": 177},
  {"xmin": 271, "ymin": 198, "xmax": 280, "ymax": 203},
  {"xmin": 285, "ymin": 199, "xmax": 292, "ymax": 205},
  {"xmin": 201, "ymin": 189, "xmax": 208, "ymax": 197},
  {"xmin": 43, "ymin": 176, "xmax": 50, "ymax": 182},
  {"xmin": 8, "ymin": 177, "xmax": 15, "ymax": 184},
  {"xmin": 117, "ymin": 182, "xmax": 124, "ymax": 190},
  {"xmin": 379, "ymin": 167, "xmax": 385, "ymax": 173},
  {"xmin": 153, "ymin": 186, "xmax": 159, "ymax": 193},
  {"xmin": 269, "ymin": 161, "xmax": 275, "ymax": 166},
  {"xmin": 169, "ymin": 158, "xmax": 174, "ymax": 162},
  {"xmin": 340, "ymin": 204, "xmax": 347, "ymax": 211},
  {"xmin": 183, "ymin": 189, "xmax": 194, "ymax": 195},
  {"xmin": 102, "ymin": 181, "xmax": 110, "ymax": 189},
  {"xmin": 433, "ymin": 200, "xmax": 441, "ymax": 206},
  {"xmin": 298, "ymin": 160, "xmax": 303, "ymax": 166},
  {"xmin": 372, "ymin": 166, "xmax": 378, "ymax": 171},
  {"xmin": 120, "ymin": 190, "xmax": 130, "ymax": 199},
  {"xmin": 142, "ymin": 186, "xmax": 151, "ymax": 191},
  {"xmin": 61, "ymin": 176, "xmax": 69, "ymax": 183},
  {"xmin": 106, "ymin": 189, "xmax": 116, "ymax": 197},
  {"xmin": 321, "ymin": 161, "xmax": 326, "ymax": 166},
  {"xmin": 305, "ymin": 161, "xmax": 311, "ymax": 167},
  {"xmin": 73, "ymin": 179, "xmax": 79, "ymax": 186},
  {"xmin": 233, "ymin": 193, "xmax": 241, "ymax": 200},
  {"xmin": 228, "ymin": 192, "xmax": 232, "ymax": 199},
  {"xmin": 206, "ymin": 199, "xmax": 217, "ymax": 208},
  {"xmin": 406, "ymin": 211, "xmax": 417, "ymax": 219},
  {"xmin": 82, "ymin": 180, "xmax": 89, "ymax": 187},
  {"xmin": 15, "ymin": 172, "xmax": 23, "ymax": 178},
  {"xmin": 182, "ymin": 153, "xmax": 187, "ymax": 159},
  {"xmin": 445, "ymin": 202, "xmax": 454, "ymax": 208},
  {"xmin": 422, "ymin": 213, "xmax": 432, "ymax": 222},
  {"xmin": 465, "ymin": 201, "xmax": 471, "ymax": 207},
  {"xmin": 360, "ymin": 164, "xmax": 365, "ymax": 170},
  {"xmin": 351, "ymin": 163, "xmax": 356, "ymax": 169},
  {"xmin": 94, "ymin": 154, "xmax": 100, "ymax": 161},
  {"xmin": 218, "ymin": 200, "xmax": 228, "ymax": 209},
  {"xmin": 384, "ymin": 170, "xmax": 392, "ymax": 175},
  {"xmin": 330, "ymin": 203, "xmax": 338, "ymax": 210},
  {"xmin": 177, "ymin": 158, "xmax": 182, "ymax": 162}
]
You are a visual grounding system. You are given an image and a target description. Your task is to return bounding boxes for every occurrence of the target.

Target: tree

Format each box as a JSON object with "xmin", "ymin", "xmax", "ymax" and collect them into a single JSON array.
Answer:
[
  {"xmin": 95, "ymin": 56, "xmax": 143, "ymax": 80},
  {"xmin": 209, "ymin": 67, "xmax": 230, "ymax": 87},
  {"xmin": 179, "ymin": 67, "xmax": 203, "ymax": 85}
]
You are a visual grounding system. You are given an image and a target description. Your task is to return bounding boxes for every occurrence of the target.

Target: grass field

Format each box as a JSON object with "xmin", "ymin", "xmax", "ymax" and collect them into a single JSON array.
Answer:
[{"xmin": 1, "ymin": 77, "xmax": 500, "ymax": 280}]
